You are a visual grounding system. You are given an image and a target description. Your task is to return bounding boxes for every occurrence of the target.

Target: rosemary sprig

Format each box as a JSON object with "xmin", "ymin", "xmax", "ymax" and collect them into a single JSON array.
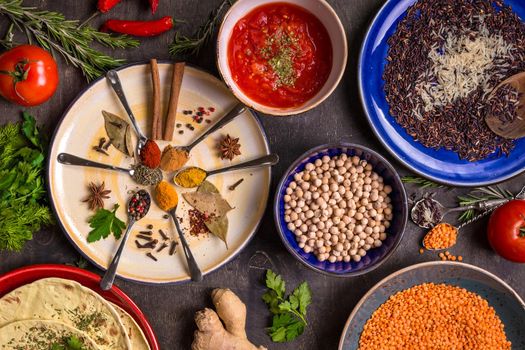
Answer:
[
  {"xmin": 0, "ymin": 0, "xmax": 139, "ymax": 81},
  {"xmin": 457, "ymin": 186, "xmax": 513, "ymax": 222},
  {"xmin": 169, "ymin": 0, "xmax": 234, "ymax": 56},
  {"xmin": 401, "ymin": 176, "xmax": 445, "ymax": 189}
]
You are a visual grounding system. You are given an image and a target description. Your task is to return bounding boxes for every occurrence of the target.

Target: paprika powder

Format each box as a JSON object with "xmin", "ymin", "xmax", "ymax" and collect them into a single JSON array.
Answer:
[{"xmin": 140, "ymin": 139, "xmax": 161, "ymax": 169}]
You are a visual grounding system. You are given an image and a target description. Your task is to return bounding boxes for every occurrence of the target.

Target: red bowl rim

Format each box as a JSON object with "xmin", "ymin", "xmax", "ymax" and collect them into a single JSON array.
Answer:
[{"xmin": 0, "ymin": 264, "xmax": 159, "ymax": 350}]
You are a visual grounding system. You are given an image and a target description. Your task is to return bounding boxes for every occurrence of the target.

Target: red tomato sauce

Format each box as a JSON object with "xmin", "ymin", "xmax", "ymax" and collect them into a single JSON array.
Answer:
[{"xmin": 227, "ymin": 3, "xmax": 333, "ymax": 109}]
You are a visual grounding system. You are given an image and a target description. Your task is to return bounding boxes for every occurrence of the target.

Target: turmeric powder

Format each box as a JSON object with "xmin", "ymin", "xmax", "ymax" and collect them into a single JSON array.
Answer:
[
  {"xmin": 174, "ymin": 167, "xmax": 207, "ymax": 188},
  {"xmin": 155, "ymin": 181, "xmax": 179, "ymax": 211}
]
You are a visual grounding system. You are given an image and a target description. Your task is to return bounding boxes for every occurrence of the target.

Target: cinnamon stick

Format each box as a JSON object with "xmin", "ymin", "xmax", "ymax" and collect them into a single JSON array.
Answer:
[
  {"xmin": 163, "ymin": 62, "xmax": 185, "ymax": 141},
  {"xmin": 150, "ymin": 59, "xmax": 162, "ymax": 140}
]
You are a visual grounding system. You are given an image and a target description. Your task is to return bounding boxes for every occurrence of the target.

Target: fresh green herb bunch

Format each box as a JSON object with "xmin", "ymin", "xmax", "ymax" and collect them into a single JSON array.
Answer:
[
  {"xmin": 169, "ymin": 0, "xmax": 235, "ymax": 56},
  {"xmin": 0, "ymin": 112, "xmax": 53, "ymax": 251},
  {"xmin": 0, "ymin": 0, "xmax": 139, "ymax": 81},
  {"xmin": 457, "ymin": 186, "xmax": 513, "ymax": 222},
  {"xmin": 401, "ymin": 175, "xmax": 445, "ymax": 188},
  {"xmin": 262, "ymin": 269, "xmax": 312, "ymax": 343}
]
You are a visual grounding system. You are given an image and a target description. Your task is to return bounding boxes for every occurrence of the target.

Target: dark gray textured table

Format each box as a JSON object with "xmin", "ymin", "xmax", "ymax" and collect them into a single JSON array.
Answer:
[{"xmin": 1, "ymin": 1, "xmax": 524, "ymax": 349}]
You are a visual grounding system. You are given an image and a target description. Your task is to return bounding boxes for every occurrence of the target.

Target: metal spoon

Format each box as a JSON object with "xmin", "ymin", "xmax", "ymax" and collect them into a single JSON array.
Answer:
[
  {"xmin": 100, "ymin": 190, "xmax": 151, "ymax": 290},
  {"xmin": 174, "ymin": 153, "xmax": 279, "ymax": 188},
  {"xmin": 57, "ymin": 153, "xmax": 162, "ymax": 185},
  {"xmin": 106, "ymin": 70, "xmax": 148, "ymax": 156},
  {"xmin": 411, "ymin": 196, "xmax": 509, "ymax": 229},
  {"xmin": 167, "ymin": 206, "xmax": 202, "ymax": 282},
  {"xmin": 421, "ymin": 185, "xmax": 525, "ymax": 250},
  {"xmin": 485, "ymin": 71, "xmax": 525, "ymax": 139},
  {"xmin": 177, "ymin": 103, "xmax": 247, "ymax": 155}
]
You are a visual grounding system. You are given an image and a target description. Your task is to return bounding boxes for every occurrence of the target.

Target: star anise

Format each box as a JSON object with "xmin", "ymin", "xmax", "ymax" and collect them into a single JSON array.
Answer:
[
  {"xmin": 219, "ymin": 134, "xmax": 241, "ymax": 160},
  {"xmin": 82, "ymin": 182, "xmax": 111, "ymax": 210}
]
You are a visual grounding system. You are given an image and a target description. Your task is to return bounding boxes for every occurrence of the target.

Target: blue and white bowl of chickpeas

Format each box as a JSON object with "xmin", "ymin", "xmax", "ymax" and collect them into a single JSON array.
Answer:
[{"xmin": 274, "ymin": 143, "xmax": 408, "ymax": 276}]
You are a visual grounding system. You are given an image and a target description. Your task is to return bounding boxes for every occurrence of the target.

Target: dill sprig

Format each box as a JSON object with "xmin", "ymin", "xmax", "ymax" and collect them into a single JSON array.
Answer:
[
  {"xmin": 169, "ymin": 0, "xmax": 234, "ymax": 57},
  {"xmin": 457, "ymin": 186, "xmax": 513, "ymax": 222},
  {"xmin": 401, "ymin": 176, "xmax": 445, "ymax": 188},
  {"xmin": 0, "ymin": 0, "xmax": 139, "ymax": 81}
]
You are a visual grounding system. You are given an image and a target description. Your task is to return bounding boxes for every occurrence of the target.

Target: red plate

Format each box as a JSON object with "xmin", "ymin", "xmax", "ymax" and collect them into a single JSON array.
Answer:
[{"xmin": 0, "ymin": 264, "xmax": 159, "ymax": 350}]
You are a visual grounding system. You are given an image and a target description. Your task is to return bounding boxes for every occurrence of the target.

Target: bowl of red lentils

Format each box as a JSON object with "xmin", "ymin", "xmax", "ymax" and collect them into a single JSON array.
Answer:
[
  {"xmin": 339, "ymin": 261, "xmax": 525, "ymax": 349},
  {"xmin": 274, "ymin": 143, "xmax": 408, "ymax": 277}
]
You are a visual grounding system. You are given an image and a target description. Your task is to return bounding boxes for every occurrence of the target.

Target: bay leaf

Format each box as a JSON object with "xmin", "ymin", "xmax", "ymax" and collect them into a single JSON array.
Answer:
[
  {"xmin": 102, "ymin": 110, "xmax": 133, "ymax": 157},
  {"xmin": 183, "ymin": 181, "xmax": 232, "ymax": 249},
  {"xmin": 182, "ymin": 192, "xmax": 233, "ymax": 217},
  {"xmin": 197, "ymin": 180, "xmax": 219, "ymax": 194},
  {"xmin": 205, "ymin": 215, "xmax": 229, "ymax": 249},
  {"xmin": 124, "ymin": 124, "xmax": 134, "ymax": 157}
]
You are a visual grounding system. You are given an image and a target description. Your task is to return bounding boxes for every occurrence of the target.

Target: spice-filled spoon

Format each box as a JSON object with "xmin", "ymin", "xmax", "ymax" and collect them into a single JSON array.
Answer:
[
  {"xmin": 100, "ymin": 190, "xmax": 151, "ymax": 290},
  {"xmin": 411, "ymin": 196, "xmax": 509, "ymax": 229},
  {"xmin": 485, "ymin": 71, "xmax": 525, "ymax": 139},
  {"xmin": 57, "ymin": 153, "xmax": 162, "ymax": 186},
  {"xmin": 155, "ymin": 181, "xmax": 202, "ymax": 282},
  {"xmin": 106, "ymin": 70, "xmax": 149, "ymax": 156},
  {"xmin": 167, "ymin": 103, "xmax": 247, "ymax": 168},
  {"xmin": 174, "ymin": 153, "xmax": 279, "ymax": 188}
]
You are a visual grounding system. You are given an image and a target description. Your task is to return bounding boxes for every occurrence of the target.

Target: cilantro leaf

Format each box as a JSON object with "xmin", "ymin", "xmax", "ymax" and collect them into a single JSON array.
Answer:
[
  {"xmin": 269, "ymin": 313, "xmax": 305, "ymax": 342},
  {"xmin": 22, "ymin": 111, "xmax": 42, "ymax": 150},
  {"xmin": 265, "ymin": 269, "xmax": 286, "ymax": 299},
  {"xmin": 293, "ymin": 282, "xmax": 312, "ymax": 315},
  {"xmin": 263, "ymin": 270, "xmax": 311, "ymax": 343},
  {"xmin": 87, "ymin": 204, "xmax": 126, "ymax": 243}
]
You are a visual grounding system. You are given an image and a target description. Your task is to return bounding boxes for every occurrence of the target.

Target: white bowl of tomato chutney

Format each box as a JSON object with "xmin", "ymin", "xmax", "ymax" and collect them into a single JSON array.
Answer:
[{"xmin": 217, "ymin": 0, "xmax": 348, "ymax": 116}]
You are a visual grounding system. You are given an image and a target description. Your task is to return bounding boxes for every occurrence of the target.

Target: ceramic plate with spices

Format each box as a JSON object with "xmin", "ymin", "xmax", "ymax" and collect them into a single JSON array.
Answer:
[
  {"xmin": 0, "ymin": 264, "xmax": 159, "ymax": 350},
  {"xmin": 48, "ymin": 62, "xmax": 271, "ymax": 284},
  {"xmin": 359, "ymin": 0, "xmax": 525, "ymax": 186}
]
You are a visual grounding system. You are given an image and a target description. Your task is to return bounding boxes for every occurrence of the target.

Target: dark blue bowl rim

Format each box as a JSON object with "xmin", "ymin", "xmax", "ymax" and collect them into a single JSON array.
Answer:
[
  {"xmin": 273, "ymin": 142, "xmax": 408, "ymax": 278},
  {"xmin": 357, "ymin": 0, "xmax": 525, "ymax": 187},
  {"xmin": 337, "ymin": 261, "xmax": 525, "ymax": 349}
]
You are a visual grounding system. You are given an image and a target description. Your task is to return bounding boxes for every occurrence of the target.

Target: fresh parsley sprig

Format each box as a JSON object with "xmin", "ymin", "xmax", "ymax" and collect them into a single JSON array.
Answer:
[
  {"xmin": 51, "ymin": 335, "xmax": 87, "ymax": 350},
  {"xmin": 0, "ymin": 0, "xmax": 139, "ymax": 81},
  {"xmin": 87, "ymin": 204, "xmax": 126, "ymax": 243},
  {"xmin": 262, "ymin": 270, "xmax": 311, "ymax": 342}
]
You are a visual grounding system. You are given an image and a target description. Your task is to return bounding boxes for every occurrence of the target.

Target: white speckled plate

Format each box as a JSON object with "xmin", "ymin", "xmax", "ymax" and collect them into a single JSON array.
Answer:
[{"xmin": 48, "ymin": 63, "xmax": 271, "ymax": 284}]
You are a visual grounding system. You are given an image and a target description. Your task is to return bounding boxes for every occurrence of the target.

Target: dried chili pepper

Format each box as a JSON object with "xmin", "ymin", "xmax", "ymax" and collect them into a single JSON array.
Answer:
[
  {"xmin": 98, "ymin": 0, "xmax": 123, "ymax": 13},
  {"xmin": 101, "ymin": 16, "xmax": 173, "ymax": 37},
  {"xmin": 148, "ymin": 0, "xmax": 159, "ymax": 14}
]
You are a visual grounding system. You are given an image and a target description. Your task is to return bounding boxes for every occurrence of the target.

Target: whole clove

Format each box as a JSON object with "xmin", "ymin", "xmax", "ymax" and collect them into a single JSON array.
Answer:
[
  {"xmin": 229, "ymin": 178, "xmax": 244, "ymax": 191},
  {"xmin": 92, "ymin": 137, "xmax": 109, "ymax": 156},
  {"xmin": 159, "ymin": 229, "xmax": 168, "ymax": 240},
  {"xmin": 136, "ymin": 234, "xmax": 153, "ymax": 241},
  {"xmin": 157, "ymin": 242, "xmax": 168, "ymax": 253},
  {"xmin": 135, "ymin": 239, "xmax": 158, "ymax": 249},
  {"xmin": 139, "ymin": 230, "xmax": 153, "ymax": 235},
  {"xmin": 169, "ymin": 241, "xmax": 178, "ymax": 255},
  {"xmin": 146, "ymin": 252, "xmax": 158, "ymax": 261}
]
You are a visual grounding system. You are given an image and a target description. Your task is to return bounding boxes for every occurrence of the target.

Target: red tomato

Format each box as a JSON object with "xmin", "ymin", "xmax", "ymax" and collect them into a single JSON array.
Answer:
[
  {"xmin": 487, "ymin": 200, "xmax": 525, "ymax": 263},
  {"xmin": 0, "ymin": 45, "xmax": 59, "ymax": 106}
]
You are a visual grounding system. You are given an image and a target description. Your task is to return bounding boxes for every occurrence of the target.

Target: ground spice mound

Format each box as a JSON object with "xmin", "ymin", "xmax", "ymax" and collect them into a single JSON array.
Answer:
[
  {"xmin": 384, "ymin": 0, "xmax": 525, "ymax": 161},
  {"xmin": 359, "ymin": 283, "xmax": 511, "ymax": 350}
]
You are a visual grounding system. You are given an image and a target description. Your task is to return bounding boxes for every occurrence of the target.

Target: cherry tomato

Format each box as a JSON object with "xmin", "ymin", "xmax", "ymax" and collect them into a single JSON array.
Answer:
[
  {"xmin": 0, "ymin": 45, "xmax": 59, "ymax": 106},
  {"xmin": 487, "ymin": 199, "xmax": 525, "ymax": 263}
]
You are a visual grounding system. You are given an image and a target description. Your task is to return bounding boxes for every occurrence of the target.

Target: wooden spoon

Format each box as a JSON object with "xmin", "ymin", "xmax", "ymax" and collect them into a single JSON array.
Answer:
[{"xmin": 485, "ymin": 71, "xmax": 525, "ymax": 139}]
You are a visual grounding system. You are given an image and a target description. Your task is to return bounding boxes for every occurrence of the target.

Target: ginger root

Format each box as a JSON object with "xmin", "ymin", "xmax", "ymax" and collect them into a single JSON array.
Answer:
[{"xmin": 192, "ymin": 288, "xmax": 267, "ymax": 350}]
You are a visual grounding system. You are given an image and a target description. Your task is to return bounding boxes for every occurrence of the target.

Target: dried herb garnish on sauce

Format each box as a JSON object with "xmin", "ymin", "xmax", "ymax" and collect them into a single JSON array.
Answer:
[{"xmin": 260, "ymin": 30, "xmax": 299, "ymax": 88}]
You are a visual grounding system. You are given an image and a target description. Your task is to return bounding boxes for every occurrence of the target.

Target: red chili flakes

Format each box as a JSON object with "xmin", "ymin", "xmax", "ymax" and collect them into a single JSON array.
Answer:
[{"xmin": 188, "ymin": 209, "xmax": 211, "ymax": 236}]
